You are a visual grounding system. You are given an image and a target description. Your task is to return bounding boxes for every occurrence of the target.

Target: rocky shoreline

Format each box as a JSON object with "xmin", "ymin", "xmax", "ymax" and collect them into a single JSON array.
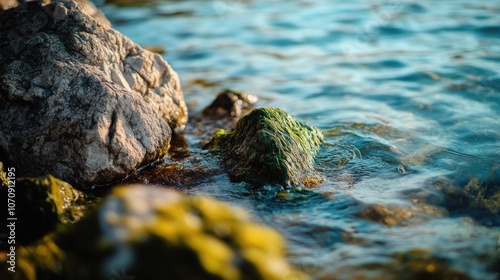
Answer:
[{"xmin": 0, "ymin": 1, "xmax": 323, "ymax": 279}]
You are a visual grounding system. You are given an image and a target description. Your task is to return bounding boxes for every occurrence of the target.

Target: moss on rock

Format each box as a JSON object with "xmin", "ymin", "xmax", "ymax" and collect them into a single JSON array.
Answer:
[
  {"xmin": 3, "ymin": 185, "xmax": 305, "ymax": 280},
  {"xmin": 0, "ymin": 175, "xmax": 91, "ymax": 246},
  {"xmin": 210, "ymin": 108, "xmax": 324, "ymax": 186},
  {"xmin": 0, "ymin": 162, "xmax": 6, "ymax": 187},
  {"xmin": 0, "ymin": 236, "xmax": 66, "ymax": 280}
]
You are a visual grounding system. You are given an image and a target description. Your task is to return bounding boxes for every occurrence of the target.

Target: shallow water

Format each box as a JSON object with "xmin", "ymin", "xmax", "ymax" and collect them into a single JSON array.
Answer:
[{"xmin": 101, "ymin": 0, "xmax": 499, "ymax": 279}]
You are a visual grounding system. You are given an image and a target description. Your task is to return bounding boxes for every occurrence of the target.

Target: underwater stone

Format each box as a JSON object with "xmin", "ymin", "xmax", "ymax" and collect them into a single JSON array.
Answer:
[
  {"xmin": 211, "ymin": 108, "xmax": 324, "ymax": 187},
  {"xmin": 1, "ymin": 185, "xmax": 305, "ymax": 280},
  {"xmin": 0, "ymin": 1, "xmax": 187, "ymax": 187},
  {"xmin": 203, "ymin": 88, "xmax": 258, "ymax": 119},
  {"xmin": 323, "ymin": 248, "xmax": 472, "ymax": 280}
]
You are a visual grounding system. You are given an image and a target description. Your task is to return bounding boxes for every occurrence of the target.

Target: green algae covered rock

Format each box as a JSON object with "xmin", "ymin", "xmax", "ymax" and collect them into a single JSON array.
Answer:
[
  {"xmin": 210, "ymin": 108, "xmax": 324, "ymax": 186},
  {"xmin": 0, "ymin": 175, "xmax": 90, "ymax": 246},
  {"xmin": 3, "ymin": 185, "xmax": 305, "ymax": 280}
]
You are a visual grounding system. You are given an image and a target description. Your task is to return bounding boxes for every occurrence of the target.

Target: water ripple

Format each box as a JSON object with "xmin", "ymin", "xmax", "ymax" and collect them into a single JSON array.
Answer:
[{"xmin": 105, "ymin": 0, "xmax": 500, "ymax": 278}]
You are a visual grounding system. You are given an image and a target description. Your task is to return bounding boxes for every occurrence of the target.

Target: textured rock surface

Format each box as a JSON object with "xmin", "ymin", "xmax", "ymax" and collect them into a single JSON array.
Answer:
[
  {"xmin": 1, "ymin": 185, "xmax": 305, "ymax": 280},
  {"xmin": 0, "ymin": 0, "xmax": 111, "ymax": 27},
  {"xmin": 210, "ymin": 108, "xmax": 324, "ymax": 187},
  {"xmin": 0, "ymin": 2, "xmax": 187, "ymax": 187}
]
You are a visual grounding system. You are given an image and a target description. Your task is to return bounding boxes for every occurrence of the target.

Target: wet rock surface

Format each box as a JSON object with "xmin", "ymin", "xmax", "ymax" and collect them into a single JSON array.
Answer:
[
  {"xmin": 362, "ymin": 203, "xmax": 448, "ymax": 227},
  {"xmin": 1, "ymin": 185, "xmax": 305, "ymax": 280},
  {"xmin": 0, "ymin": 1, "xmax": 187, "ymax": 188},
  {"xmin": 121, "ymin": 152, "xmax": 225, "ymax": 189},
  {"xmin": 118, "ymin": 89, "xmax": 259, "ymax": 189},
  {"xmin": 122, "ymin": 101, "xmax": 324, "ymax": 191},
  {"xmin": 208, "ymin": 108, "xmax": 324, "ymax": 187},
  {"xmin": 322, "ymin": 248, "xmax": 472, "ymax": 280},
  {"xmin": 203, "ymin": 88, "xmax": 258, "ymax": 119},
  {"xmin": 0, "ymin": 175, "xmax": 94, "ymax": 247}
]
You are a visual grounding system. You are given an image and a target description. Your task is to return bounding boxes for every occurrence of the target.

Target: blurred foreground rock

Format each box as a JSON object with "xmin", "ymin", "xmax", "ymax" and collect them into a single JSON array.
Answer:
[
  {"xmin": 208, "ymin": 108, "xmax": 324, "ymax": 187},
  {"xmin": 0, "ymin": 1, "xmax": 187, "ymax": 188},
  {"xmin": 0, "ymin": 162, "xmax": 6, "ymax": 187},
  {"xmin": 1, "ymin": 185, "xmax": 305, "ymax": 280},
  {"xmin": 0, "ymin": 175, "xmax": 92, "ymax": 247}
]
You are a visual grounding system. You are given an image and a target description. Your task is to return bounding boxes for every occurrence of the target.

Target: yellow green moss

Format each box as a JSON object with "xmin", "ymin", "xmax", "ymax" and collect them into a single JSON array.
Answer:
[
  {"xmin": 8, "ymin": 185, "xmax": 306, "ymax": 280},
  {"xmin": 0, "ymin": 162, "xmax": 7, "ymax": 187},
  {"xmin": 1, "ymin": 175, "xmax": 92, "ymax": 245},
  {"xmin": 0, "ymin": 236, "xmax": 65, "ymax": 280}
]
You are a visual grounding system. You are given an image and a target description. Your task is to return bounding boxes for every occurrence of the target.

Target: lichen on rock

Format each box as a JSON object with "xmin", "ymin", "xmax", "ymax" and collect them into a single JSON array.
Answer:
[
  {"xmin": 1, "ymin": 185, "xmax": 305, "ymax": 280},
  {"xmin": 209, "ymin": 108, "xmax": 324, "ymax": 187}
]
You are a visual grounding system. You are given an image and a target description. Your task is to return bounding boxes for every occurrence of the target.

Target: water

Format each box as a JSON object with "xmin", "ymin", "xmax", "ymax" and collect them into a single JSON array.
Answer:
[{"xmin": 100, "ymin": 0, "xmax": 500, "ymax": 279}]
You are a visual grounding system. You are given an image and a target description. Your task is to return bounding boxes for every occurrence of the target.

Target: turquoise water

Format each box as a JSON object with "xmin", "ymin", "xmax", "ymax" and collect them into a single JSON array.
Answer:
[{"xmin": 101, "ymin": 1, "xmax": 499, "ymax": 279}]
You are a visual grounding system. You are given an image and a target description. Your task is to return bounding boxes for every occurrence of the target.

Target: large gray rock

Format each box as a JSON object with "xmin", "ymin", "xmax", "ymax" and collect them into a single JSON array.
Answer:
[
  {"xmin": 0, "ymin": 1, "xmax": 188, "ymax": 188},
  {"xmin": 0, "ymin": 0, "xmax": 111, "ymax": 27}
]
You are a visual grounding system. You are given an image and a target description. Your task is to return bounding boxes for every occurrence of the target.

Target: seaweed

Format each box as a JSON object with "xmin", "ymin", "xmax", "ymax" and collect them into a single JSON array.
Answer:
[{"xmin": 210, "ymin": 108, "xmax": 324, "ymax": 187}]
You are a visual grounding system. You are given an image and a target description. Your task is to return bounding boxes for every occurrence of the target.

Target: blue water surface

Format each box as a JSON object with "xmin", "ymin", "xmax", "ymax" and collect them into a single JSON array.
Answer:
[{"xmin": 101, "ymin": 0, "xmax": 500, "ymax": 279}]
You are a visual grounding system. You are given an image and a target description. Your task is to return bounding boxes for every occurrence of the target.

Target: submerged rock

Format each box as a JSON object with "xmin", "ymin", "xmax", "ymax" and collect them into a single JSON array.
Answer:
[
  {"xmin": 0, "ymin": 1, "xmax": 187, "ymax": 188},
  {"xmin": 392, "ymin": 249, "xmax": 471, "ymax": 280},
  {"xmin": 0, "ymin": 175, "xmax": 91, "ymax": 247},
  {"xmin": 209, "ymin": 108, "xmax": 324, "ymax": 187},
  {"xmin": 203, "ymin": 88, "xmax": 258, "ymax": 119},
  {"xmin": 323, "ymin": 248, "xmax": 471, "ymax": 280},
  {"xmin": 362, "ymin": 203, "xmax": 448, "ymax": 227},
  {"xmin": 121, "ymin": 151, "xmax": 225, "ymax": 188},
  {"xmin": 186, "ymin": 89, "xmax": 258, "ymax": 150},
  {"xmin": 2, "ymin": 185, "xmax": 305, "ymax": 280}
]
